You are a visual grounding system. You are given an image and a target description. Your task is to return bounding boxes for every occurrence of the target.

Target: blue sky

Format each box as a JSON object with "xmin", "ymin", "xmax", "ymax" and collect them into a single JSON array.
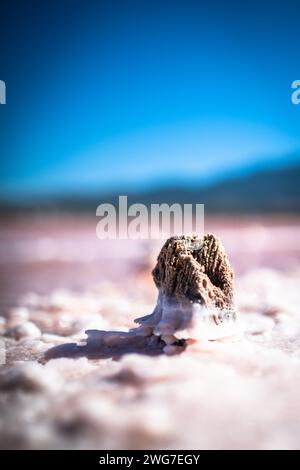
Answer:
[{"xmin": 0, "ymin": 0, "xmax": 300, "ymax": 198}]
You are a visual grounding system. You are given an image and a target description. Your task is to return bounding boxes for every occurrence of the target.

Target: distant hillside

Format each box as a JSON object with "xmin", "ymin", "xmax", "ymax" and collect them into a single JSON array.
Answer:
[
  {"xmin": 1, "ymin": 163, "xmax": 300, "ymax": 214},
  {"xmin": 121, "ymin": 163, "xmax": 300, "ymax": 213},
  {"xmin": 201, "ymin": 163, "xmax": 300, "ymax": 213}
]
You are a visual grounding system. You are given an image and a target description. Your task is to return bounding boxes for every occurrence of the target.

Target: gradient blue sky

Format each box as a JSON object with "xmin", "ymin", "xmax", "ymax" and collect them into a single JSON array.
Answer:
[{"xmin": 0, "ymin": 0, "xmax": 300, "ymax": 198}]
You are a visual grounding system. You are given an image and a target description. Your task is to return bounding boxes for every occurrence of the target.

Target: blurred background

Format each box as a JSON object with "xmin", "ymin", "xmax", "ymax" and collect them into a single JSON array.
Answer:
[{"xmin": 0, "ymin": 0, "xmax": 300, "ymax": 312}]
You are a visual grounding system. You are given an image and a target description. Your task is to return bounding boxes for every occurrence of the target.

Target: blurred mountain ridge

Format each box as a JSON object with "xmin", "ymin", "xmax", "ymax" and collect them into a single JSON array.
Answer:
[{"xmin": 1, "ymin": 160, "xmax": 300, "ymax": 214}]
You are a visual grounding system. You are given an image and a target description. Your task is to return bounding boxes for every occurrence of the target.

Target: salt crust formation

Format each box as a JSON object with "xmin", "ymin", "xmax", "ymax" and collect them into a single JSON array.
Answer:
[{"xmin": 136, "ymin": 234, "xmax": 237, "ymax": 351}]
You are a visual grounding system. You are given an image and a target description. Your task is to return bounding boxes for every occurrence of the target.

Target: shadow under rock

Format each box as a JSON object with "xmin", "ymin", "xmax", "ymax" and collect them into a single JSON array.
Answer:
[{"xmin": 45, "ymin": 329, "xmax": 166, "ymax": 361}]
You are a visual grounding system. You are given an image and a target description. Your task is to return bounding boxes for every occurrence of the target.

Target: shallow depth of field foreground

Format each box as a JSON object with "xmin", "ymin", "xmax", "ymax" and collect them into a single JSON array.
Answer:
[{"xmin": 0, "ymin": 215, "xmax": 300, "ymax": 450}]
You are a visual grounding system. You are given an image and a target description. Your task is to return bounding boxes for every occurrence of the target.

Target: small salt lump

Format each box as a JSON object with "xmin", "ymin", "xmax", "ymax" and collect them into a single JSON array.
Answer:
[{"xmin": 5, "ymin": 321, "xmax": 42, "ymax": 340}]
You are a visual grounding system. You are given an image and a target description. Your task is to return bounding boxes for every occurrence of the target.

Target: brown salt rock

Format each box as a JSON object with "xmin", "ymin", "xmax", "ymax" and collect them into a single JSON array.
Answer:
[
  {"xmin": 135, "ymin": 234, "xmax": 236, "ymax": 346},
  {"xmin": 153, "ymin": 234, "xmax": 234, "ymax": 309}
]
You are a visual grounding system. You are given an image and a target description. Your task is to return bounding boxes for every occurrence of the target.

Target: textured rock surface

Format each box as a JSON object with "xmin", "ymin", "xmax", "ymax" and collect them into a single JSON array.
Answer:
[
  {"xmin": 152, "ymin": 234, "xmax": 234, "ymax": 309},
  {"xmin": 136, "ymin": 234, "xmax": 236, "ymax": 347}
]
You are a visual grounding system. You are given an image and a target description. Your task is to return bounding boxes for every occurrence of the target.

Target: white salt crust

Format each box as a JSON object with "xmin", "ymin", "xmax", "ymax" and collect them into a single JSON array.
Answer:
[{"xmin": 1, "ymin": 269, "xmax": 300, "ymax": 449}]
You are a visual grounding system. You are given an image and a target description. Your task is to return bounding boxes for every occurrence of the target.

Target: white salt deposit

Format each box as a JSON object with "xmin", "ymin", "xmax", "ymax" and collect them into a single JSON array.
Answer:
[{"xmin": 1, "ymin": 268, "xmax": 300, "ymax": 449}]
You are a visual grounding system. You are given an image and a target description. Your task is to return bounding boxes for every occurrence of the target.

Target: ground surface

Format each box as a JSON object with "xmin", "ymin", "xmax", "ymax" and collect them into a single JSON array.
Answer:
[{"xmin": 0, "ymin": 215, "xmax": 300, "ymax": 449}]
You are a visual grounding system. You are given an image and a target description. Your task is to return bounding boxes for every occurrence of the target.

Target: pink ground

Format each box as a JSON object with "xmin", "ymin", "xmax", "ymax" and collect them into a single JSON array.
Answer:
[{"xmin": 0, "ymin": 215, "xmax": 300, "ymax": 449}]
